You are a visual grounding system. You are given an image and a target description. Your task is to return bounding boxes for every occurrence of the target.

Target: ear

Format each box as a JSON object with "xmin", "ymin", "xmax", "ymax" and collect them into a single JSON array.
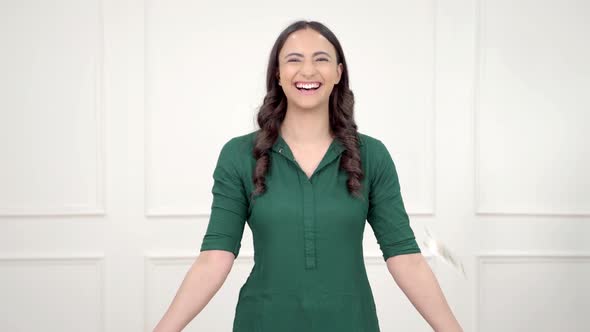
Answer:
[{"xmin": 336, "ymin": 63, "xmax": 343, "ymax": 84}]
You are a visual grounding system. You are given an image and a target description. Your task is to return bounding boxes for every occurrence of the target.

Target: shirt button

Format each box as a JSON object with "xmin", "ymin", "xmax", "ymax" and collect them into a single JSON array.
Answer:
[{"xmin": 278, "ymin": 148, "xmax": 283, "ymax": 153}]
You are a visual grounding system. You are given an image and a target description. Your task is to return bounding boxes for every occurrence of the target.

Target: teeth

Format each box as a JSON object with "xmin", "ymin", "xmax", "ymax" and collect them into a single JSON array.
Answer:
[{"xmin": 296, "ymin": 82, "xmax": 320, "ymax": 89}]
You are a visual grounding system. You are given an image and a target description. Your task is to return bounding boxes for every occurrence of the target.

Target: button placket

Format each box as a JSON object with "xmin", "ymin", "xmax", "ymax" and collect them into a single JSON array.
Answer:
[
  {"xmin": 302, "ymin": 179, "xmax": 316, "ymax": 269},
  {"xmin": 271, "ymin": 135, "xmax": 346, "ymax": 271},
  {"xmin": 272, "ymin": 142, "xmax": 318, "ymax": 270}
]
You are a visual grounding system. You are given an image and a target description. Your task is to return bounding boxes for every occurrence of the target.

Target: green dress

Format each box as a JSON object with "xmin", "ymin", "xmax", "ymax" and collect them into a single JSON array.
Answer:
[{"xmin": 200, "ymin": 130, "xmax": 421, "ymax": 332}]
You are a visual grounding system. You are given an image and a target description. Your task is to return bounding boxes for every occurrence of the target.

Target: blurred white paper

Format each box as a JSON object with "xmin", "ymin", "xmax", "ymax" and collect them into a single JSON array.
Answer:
[{"xmin": 422, "ymin": 225, "xmax": 467, "ymax": 279}]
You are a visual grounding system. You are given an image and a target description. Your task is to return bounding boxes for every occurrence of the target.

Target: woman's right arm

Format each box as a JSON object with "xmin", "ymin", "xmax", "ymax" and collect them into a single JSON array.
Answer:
[{"xmin": 152, "ymin": 249, "xmax": 236, "ymax": 332}]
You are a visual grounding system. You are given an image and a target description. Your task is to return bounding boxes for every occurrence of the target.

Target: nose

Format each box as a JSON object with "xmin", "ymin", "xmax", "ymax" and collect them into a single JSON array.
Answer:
[{"xmin": 300, "ymin": 58, "xmax": 318, "ymax": 76}]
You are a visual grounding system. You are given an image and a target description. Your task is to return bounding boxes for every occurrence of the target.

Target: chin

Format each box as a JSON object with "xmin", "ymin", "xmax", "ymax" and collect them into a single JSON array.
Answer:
[{"xmin": 295, "ymin": 102, "xmax": 327, "ymax": 111}]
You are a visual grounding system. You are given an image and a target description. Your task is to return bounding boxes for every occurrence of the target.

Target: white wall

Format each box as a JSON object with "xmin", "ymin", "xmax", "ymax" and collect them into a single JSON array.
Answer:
[{"xmin": 0, "ymin": 0, "xmax": 588, "ymax": 331}]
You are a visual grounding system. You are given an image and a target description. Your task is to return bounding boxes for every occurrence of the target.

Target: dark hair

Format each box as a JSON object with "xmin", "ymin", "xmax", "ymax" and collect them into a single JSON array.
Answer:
[{"xmin": 251, "ymin": 20, "xmax": 364, "ymax": 200}]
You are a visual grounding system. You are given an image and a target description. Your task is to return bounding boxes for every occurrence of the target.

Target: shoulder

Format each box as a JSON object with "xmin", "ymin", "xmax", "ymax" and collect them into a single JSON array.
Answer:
[
  {"xmin": 214, "ymin": 131, "xmax": 258, "ymax": 178},
  {"xmin": 357, "ymin": 132, "xmax": 389, "ymax": 157},
  {"xmin": 356, "ymin": 132, "xmax": 397, "ymax": 182},
  {"xmin": 357, "ymin": 132, "xmax": 378, "ymax": 147},
  {"xmin": 219, "ymin": 130, "xmax": 257, "ymax": 156}
]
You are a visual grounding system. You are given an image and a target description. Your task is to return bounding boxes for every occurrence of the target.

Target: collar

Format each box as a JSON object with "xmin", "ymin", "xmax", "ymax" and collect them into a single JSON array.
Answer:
[{"xmin": 270, "ymin": 133, "xmax": 364, "ymax": 158}]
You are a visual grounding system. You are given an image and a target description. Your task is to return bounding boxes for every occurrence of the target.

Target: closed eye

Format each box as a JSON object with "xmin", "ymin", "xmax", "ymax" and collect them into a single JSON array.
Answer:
[{"xmin": 287, "ymin": 58, "xmax": 330, "ymax": 62}]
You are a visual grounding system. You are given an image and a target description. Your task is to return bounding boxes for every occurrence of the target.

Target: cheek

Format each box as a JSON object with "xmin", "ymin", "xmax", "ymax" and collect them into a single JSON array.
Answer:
[
  {"xmin": 320, "ymin": 67, "xmax": 338, "ymax": 80},
  {"xmin": 280, "ymin": 71, "xmax": 298, "ymax": 89},
  {"xmin": 279, "ymin": 65, "xmax": 297, "ymax": 77}
]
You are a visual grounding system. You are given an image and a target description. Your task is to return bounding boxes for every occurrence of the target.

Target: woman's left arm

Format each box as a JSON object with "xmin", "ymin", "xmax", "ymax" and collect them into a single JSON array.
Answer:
[{"xmin": 386, "ymin": 253, "xmax": 464, "ymax": 332}]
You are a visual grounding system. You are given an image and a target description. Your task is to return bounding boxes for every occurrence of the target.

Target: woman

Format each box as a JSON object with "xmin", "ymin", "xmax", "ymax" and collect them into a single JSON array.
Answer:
[{"xmin": 154, "ymin": 20, "xmax": 463, "ymax": 332}]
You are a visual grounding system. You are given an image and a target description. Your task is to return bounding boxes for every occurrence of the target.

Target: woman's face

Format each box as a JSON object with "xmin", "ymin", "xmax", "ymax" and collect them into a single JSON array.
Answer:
[{"xmin": 277, "ymin": 28, "xmax": 343, "ymax": 111}]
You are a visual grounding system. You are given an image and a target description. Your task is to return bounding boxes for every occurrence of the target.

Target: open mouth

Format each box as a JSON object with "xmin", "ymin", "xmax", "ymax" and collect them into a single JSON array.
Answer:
[{"xmin": 294, "ymin": 82, "xmax": 322, "ymax": 95}]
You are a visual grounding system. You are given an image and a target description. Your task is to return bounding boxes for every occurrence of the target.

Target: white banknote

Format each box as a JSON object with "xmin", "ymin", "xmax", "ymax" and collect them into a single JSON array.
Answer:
[{"xmin": 422, "ymin": 226, "xmax": 467, "ymax": 279}]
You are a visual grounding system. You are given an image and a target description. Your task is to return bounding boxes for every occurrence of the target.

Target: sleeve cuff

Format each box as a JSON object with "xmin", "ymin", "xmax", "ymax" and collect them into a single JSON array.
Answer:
[{"xmin": 380, "ymin": 237, "xmax": 421, "ymax": 261}]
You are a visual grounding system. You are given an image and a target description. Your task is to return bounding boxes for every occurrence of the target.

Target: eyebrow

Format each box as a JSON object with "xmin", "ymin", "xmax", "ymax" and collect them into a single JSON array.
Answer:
[{"xmin": 284, "ymin": 51, "xmax": 332, "ymax": 59}]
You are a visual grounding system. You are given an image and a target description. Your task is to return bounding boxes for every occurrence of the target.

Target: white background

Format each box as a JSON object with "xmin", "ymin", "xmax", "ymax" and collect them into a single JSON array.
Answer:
[{"xmin": 0, "ymin": 0, "xmax": 588, "ymax": 331}]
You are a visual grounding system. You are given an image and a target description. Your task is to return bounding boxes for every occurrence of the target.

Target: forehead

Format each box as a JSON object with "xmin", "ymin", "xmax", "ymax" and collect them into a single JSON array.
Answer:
[{"xmin": 280, "ymin": 28, "xmax": 336, "ymax": 56}]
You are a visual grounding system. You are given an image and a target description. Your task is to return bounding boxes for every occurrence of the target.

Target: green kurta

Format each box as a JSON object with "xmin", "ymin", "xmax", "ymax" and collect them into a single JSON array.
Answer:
[{"xmin": 200, "ymin": 130, "xmax": 421, "ymax": 332}]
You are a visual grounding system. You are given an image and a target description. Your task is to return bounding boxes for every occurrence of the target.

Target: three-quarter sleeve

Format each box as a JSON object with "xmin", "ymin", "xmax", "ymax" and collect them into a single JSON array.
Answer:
[
  {"xmin": 199, "ymin": 138, "xmax": 248, "ymax": 259},
  {"xmin": 367, "ymin": 140, "xmax": 421, "ymax": 261}
]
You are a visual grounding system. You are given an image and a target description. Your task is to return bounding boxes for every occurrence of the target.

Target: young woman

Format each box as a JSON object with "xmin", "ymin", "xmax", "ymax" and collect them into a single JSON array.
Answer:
[{"xmin": 154, "ymin": 20, "xmax": 463, "ymax": 332}]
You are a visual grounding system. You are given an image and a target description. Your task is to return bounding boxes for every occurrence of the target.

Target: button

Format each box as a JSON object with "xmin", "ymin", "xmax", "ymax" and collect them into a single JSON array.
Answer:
[{"xmin": 278, "ymin": 148, "xmax": 283, "ymax": 153}]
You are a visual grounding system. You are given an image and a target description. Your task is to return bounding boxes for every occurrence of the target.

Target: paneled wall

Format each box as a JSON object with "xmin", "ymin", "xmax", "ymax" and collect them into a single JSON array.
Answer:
[{"xmin": 1, "ymin": 0, "xmax": 588, "ymax": 331}]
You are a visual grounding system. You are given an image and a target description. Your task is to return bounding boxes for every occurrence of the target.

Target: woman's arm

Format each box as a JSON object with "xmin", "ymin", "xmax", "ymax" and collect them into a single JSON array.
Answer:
[
  {"xmin": 152, "ymin": 250, "xmax": 235, "ymax": 332},
  {"xmin": 386, "ymin": 253, "xmax": 463, "ymax": 332}
]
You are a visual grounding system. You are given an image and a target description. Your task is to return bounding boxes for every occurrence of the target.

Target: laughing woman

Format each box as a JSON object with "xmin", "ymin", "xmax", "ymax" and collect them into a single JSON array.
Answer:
[{"xmin": 154, "ymin": 20, "xmax": 463, "ymax": 332}]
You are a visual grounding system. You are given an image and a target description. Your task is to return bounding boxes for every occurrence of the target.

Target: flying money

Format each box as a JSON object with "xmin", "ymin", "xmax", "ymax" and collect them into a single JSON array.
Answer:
[{"xmin": 421, "ymin": 225, "xmax": 467, "ymax": 279}]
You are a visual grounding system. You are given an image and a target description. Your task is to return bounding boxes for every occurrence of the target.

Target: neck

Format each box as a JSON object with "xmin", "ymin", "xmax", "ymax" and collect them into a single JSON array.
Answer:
[{"xmin": 280, "ymin": 103, "xmax": 333, "ymax": 145}]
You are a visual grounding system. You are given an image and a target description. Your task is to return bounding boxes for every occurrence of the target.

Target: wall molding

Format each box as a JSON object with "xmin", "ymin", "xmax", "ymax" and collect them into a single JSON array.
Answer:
[
  {"xmin": 0, "ymin": 254, "xmax": 105, "ymax": 332},
  {"xmin": 472, "ymin": 0, "xmax": 589, "ymax": 217},
  {"xmin": 0, "ymin": 0, "xmax": 106, "ymax": 217},
  {"xmin": 474, "ymin": 251, "xmax": 590, "ymax": 332}
]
